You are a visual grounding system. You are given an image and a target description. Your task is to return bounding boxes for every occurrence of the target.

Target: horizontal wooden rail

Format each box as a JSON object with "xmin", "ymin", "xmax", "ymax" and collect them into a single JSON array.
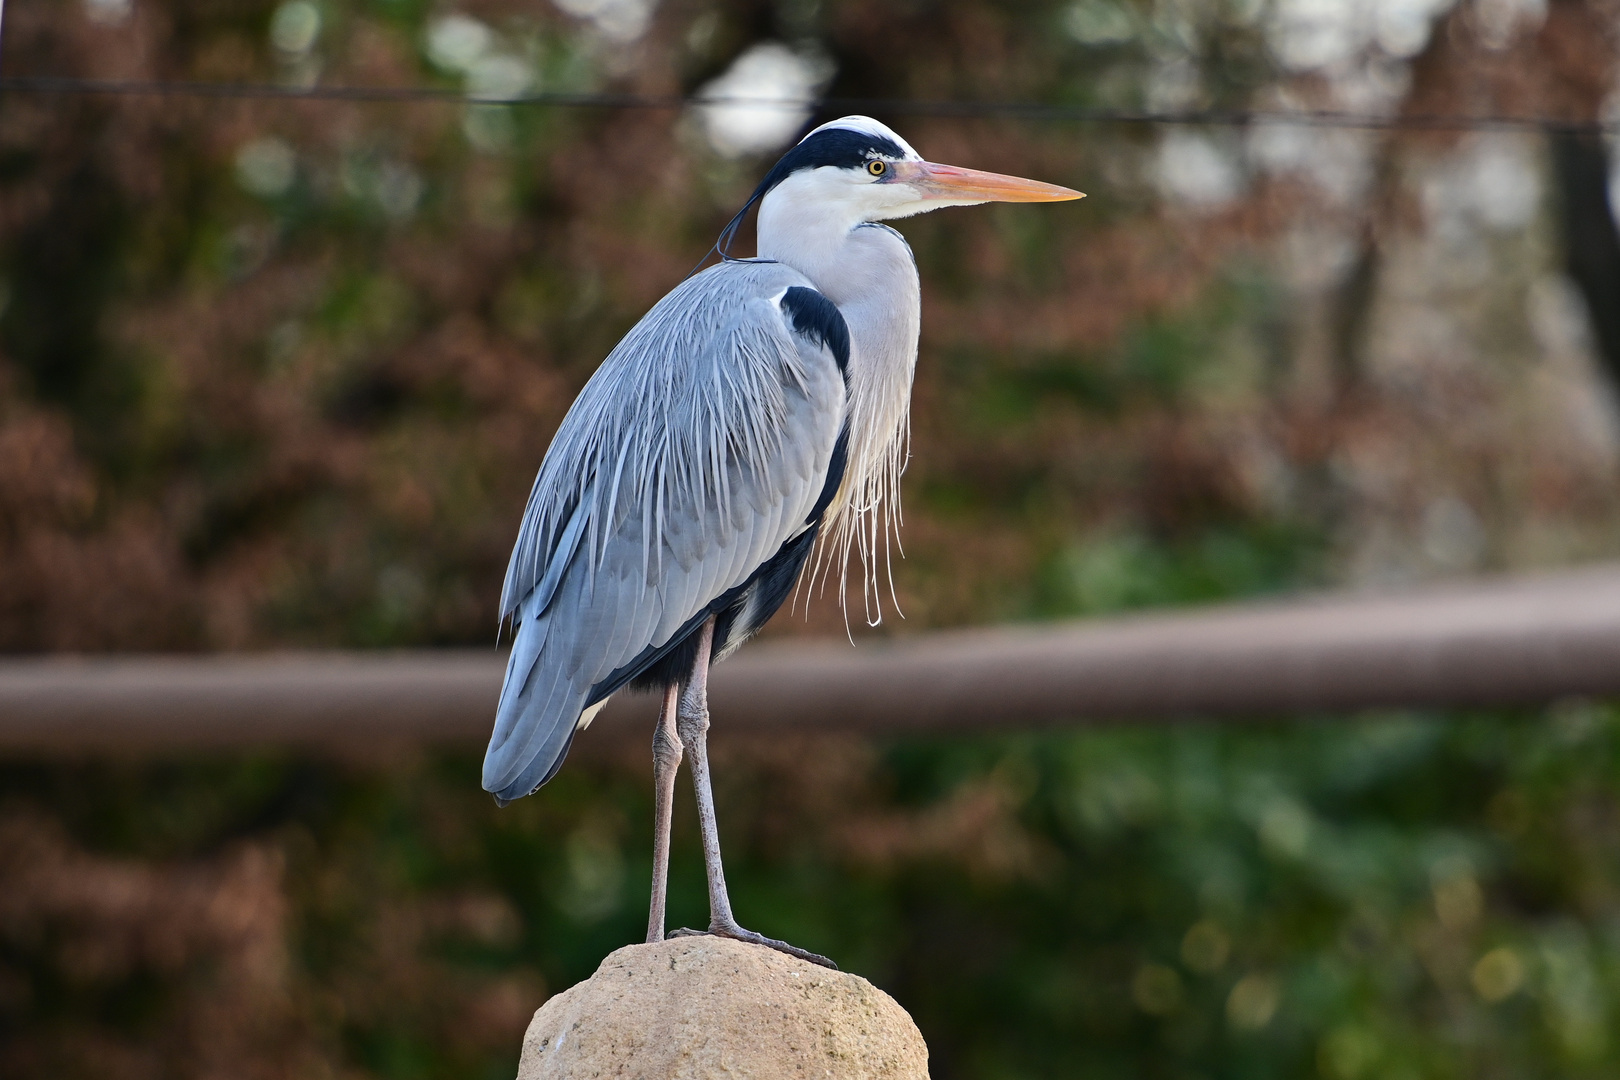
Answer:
[{"xmin": 4, "ymin": 564, "xmax": 1620, "ymax": 751}]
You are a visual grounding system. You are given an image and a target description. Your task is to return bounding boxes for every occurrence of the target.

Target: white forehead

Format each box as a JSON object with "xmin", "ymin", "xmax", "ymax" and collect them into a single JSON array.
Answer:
[{"xmin": 801, "ymin": 115, "xmax": 922, "ymax": 160}]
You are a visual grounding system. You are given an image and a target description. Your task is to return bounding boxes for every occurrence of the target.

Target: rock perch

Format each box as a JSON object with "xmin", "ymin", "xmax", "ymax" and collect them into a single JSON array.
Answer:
[{"xmin": 517, "ymin": 936, "xmax": 929, "ymax": 1078}]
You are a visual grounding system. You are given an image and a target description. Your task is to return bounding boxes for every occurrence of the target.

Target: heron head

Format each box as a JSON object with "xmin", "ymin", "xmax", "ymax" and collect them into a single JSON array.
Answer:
[{"xmin": 717, "ymin": 116, "xmax": 1082, "ymax": 258}]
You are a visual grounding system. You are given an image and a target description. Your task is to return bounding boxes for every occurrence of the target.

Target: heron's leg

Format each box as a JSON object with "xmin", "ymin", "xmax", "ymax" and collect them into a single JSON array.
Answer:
[
  {"xmin": 674, "ymin": 618, "xmax": 735, "ymax": 928},
  {"xmin": 646, "ymin": 680, "xmax": 683, "ymax": 944},
  {"xmin": 670, "ymin": 616, "xmax": 836, "ymax": 969}
]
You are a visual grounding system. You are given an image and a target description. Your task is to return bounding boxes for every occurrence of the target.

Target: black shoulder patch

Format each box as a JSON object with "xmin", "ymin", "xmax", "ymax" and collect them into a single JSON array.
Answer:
[{"xmin": 779, "ymin": 286, "xmax": 850, "ymax": 377}]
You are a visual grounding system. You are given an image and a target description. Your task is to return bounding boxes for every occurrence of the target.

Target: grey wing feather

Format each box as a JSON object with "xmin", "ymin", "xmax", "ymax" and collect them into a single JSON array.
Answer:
[{"xmin": 484, "ymin": 261, "xmax": 846, "ymax": 802}]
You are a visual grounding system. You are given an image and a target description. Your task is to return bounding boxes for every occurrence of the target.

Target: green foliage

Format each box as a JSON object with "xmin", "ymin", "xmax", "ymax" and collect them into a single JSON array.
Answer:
[
  {"xmin": 1035, "ymin": 518, "xmax": 1323, "ymax": 617},
  {"xmin": 8, "ymin": 703, "xmax": 1620, "ymax": 1079}
]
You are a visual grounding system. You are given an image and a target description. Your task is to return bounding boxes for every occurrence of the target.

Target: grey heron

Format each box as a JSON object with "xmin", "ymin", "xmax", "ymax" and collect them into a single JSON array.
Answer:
[{"xmin": 484, "ymin": 116, "xmax": 1081, "ymax": 966}]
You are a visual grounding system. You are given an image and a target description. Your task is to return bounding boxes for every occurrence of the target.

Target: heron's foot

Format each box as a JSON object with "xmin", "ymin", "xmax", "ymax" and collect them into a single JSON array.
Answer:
[{"xmin": 670, "ymin": 922, "xmax": 837, "ymax": 969}]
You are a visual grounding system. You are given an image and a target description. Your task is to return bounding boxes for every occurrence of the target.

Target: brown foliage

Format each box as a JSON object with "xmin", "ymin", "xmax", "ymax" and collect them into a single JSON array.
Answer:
[{"xmin": 0, "ymin": 812, "xmax": 312, "ymax": 1079}]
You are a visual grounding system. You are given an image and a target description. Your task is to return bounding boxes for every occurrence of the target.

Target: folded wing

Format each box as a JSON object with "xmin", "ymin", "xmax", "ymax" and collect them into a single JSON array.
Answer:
[{"xmin": 484, "ymin": 261, "xmax": 849, "ymax": 803}]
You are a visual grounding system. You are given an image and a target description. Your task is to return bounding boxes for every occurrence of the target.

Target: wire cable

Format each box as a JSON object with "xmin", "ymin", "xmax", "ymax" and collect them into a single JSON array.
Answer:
[{"xmin": 1, "ymin": 75, "xmax": 1617, "ymax": 134}]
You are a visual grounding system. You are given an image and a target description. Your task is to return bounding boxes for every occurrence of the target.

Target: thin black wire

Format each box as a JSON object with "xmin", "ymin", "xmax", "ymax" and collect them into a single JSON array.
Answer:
[{"xmin": 1, "ymin": 74, "xmax": 1618, "ymax": 134}]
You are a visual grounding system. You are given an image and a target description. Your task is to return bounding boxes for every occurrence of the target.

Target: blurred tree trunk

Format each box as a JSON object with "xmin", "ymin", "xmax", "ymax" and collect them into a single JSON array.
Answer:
[
  {"xmin": 1552, "ymin": 133, "xmax": 1620, "ymax": 383},
  {"xmin": 1325, "ymin": 10, "xmax": 1472, "ymax": 400},
  {"xmin": 1539, "ymin": 0, "xmax": 1620, "ymax": 385}
]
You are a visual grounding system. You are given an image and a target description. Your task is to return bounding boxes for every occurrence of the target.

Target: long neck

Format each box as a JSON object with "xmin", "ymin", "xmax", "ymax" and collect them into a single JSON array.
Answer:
[
  {"xmin": 756, "ymin": 194, "xmax": 921, "ymax": 622},
  {"xmin": 756, "ymin": 205, "xmax": 921, "ymax": 382}
]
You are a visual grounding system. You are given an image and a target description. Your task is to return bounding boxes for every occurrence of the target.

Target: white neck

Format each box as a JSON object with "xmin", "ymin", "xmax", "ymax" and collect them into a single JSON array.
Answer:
[
  {"xmin": 755, "ymin": 178, "xmax": 921, "ymax": 350},
  {"xmin": 755, "ymin": 178, "xmax": 922, "ymax": 624}
]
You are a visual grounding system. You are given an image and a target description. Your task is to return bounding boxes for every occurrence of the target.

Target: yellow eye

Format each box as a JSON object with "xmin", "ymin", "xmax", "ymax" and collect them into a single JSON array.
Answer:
[{"xmin": 866, "ymin": 160, "xmax": 887, "ymax": 177}]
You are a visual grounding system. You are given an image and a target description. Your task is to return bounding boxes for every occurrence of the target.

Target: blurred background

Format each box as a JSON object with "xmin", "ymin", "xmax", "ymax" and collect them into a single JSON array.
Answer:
[{"xmin": 5, "ymin": 0, "xmax": 1620, "ymax": 1076}]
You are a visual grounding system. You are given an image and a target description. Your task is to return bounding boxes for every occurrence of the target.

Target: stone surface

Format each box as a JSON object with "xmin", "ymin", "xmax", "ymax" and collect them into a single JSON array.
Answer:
[{"xmin": 516, "ymin": 936, "xmax": 929, "ymax": 1079}]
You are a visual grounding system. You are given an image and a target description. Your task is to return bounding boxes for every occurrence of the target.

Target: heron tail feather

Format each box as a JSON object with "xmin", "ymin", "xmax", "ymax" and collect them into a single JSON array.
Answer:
[{"xmin": 483, "ymin": 603, "xmax": 586, "ymax": 802}]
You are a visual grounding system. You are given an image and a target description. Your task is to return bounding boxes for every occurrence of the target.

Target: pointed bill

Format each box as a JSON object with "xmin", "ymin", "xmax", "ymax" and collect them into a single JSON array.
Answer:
[{"xmin": 897, "ymin": 160, "xmax": 1084, "ymax": 203}]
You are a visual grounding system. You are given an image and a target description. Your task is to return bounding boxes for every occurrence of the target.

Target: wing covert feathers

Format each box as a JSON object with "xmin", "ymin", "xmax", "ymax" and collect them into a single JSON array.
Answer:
[{"xmin": 483, "ymin": 262, "xmax": 848, "ymax": 800}]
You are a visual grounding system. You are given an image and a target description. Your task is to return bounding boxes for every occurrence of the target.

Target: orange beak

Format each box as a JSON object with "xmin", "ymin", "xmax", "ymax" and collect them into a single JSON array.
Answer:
[{"xmin": 895, "ymin": 160, "xmax": 1084, "ymax": 203}]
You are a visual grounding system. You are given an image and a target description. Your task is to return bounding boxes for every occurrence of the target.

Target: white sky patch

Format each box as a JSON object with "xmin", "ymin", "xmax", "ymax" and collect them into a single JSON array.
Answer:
[
  {"xmin": 1430, "ymin": 135, "xmax": 1540, "ymax": 234},
  {"xmin": 235, "ymin": 137, "xmax": 296, "ymax": 198},
  {"xmin": 1374, "ymin": 0, "xmax": 1453, "ymax": 57},
  {"xmin": 1473, "ymin": 0, "xmax": 1546, "ymax": 50},
  {"xmin": 1063, "ymin": 1, "xmax": 1136, "ymax": 45},
  {"xmin": 427, "ymin": 14, "xmax": 492, "ymax": 73},
  {"xmin": 1248, "ymin": 124, "xmax": 1375, "ymax": 205},
  {"xmin": 694, "ymin": 43, "xmax": 834, "ymax": 159},
  {"xmin": 1334, "ymin": 53, "xmax": 1414, "ymax": 112},
  {"xmin": 424, "ymin": 13, "xmax": 531, "ymax": 145},
  {"xmin": 424, "ymin": 14, "xmax": 533, "ymax": 130},
  {"xmin": 269, "ymin": 0, "xmax": 320, "ymax": 56},
  {"xmin": 1155, "ymin": 131, "xmax": 1245, "ymax": 209},
  {"xmin": 1268, "ymin": 0, "xmax": 1363, "ymax": 71},
  {"xmin": 1468, "ymin": 137, "xmax": 1540, "ymax": 230},
  {"xmin": 551, "ymin": 0, "xmax": 656, "ymax": 44},
  {"xmin": 466, "ymin": 54, "xmax": 532, "ymax": 101},
  {"xmin": 1146, "ymin": 57, "xmax": 1201, "ymax": 111},
  {"xmin": 1267, "ymin": 0, "xmax": 1455, "ymax": 70}
]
